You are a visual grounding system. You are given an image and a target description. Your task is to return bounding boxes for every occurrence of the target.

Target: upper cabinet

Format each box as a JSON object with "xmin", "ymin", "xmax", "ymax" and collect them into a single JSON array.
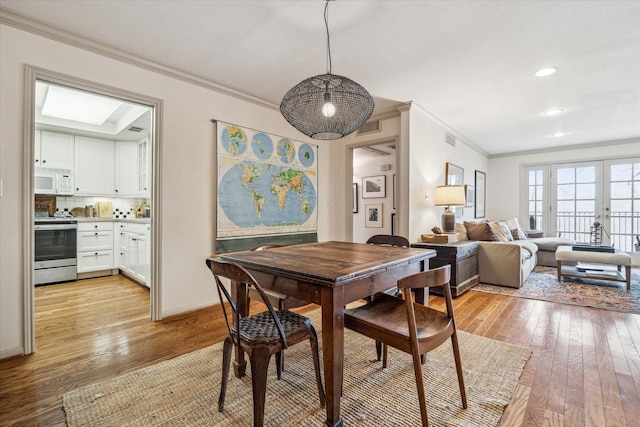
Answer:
[
  {"xmin": 35, "ymin": 131, "xmax": 74, "ymax": 171},
  {"xmin": 115, "ymin": 141, "xmax": 139, "ymax": 196},
  {"xmin": 137, "ymin": 137, "xmax": 150, "ymax": 195},
  {"xmin": 74, "ymin": 136, "xmax": 115, "ymax": 195}
]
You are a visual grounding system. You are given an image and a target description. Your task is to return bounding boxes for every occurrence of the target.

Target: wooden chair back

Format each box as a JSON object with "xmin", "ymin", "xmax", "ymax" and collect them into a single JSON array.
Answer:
[{"xmin": 366, "ymin": 234, "xmax": 410, "ymax": 247}]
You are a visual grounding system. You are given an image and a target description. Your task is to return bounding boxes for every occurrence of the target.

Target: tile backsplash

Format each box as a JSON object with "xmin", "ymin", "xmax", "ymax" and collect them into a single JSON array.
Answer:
[{"xmin": 55, "ymin": 196, "xmax": 149, "ymax": 219}]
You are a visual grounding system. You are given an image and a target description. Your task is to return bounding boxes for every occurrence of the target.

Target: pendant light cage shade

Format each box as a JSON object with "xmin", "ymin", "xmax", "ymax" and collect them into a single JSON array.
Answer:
[{"xmin": 280, "ymin": 73, "xmax": 375, "ymax": 140}]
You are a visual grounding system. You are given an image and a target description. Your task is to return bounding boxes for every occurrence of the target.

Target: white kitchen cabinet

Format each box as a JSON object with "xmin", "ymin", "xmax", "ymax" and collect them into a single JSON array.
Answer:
[
  {"xmin": 77, "ymin": 221, "xmax": 114, "ymax": 274},
  {"xmin": 35, "ymin": 130, "xmax": 74, "ymax": 170},
  {"xmin": 137, "ymin": 137, "xmax": 150, "ymax": 195},
  {"xmin": 74, "ymin": 136, "xmax": 115, "ymax": 195},
  {"xmin": 115, "ymin": 141, "xmax": 138, "ymax": 196},
  {"xmin": 117, "ymin": 221, "xmax": 150, "ymax": 287}
]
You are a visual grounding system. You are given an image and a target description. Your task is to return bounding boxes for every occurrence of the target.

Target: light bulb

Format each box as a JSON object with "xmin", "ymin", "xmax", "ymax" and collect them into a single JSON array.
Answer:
[
  {"xmin": 322, "ymin": 91, "xmax": 335, "ymax": 117},
  {"xmin": 322, "ymin": 101, "xmax": 336, "ymax": 117}
]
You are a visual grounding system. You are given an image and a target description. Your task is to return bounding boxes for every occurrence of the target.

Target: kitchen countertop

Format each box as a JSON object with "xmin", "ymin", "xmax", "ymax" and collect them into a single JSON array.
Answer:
[{"xmin": 74, "ymin": 217, "xmax": 151, "ymax": 224}]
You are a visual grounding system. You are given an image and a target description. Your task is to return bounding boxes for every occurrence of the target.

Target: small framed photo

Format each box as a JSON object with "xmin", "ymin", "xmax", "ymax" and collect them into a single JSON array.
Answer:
[
  {"xmin": 352, "ymin": 183, "xmax": 358, "ymax": 213},
  {"xmin": 475, "ymin": 170, "xmax": 486, "ymax": 219},
  {"xmin": 446, "ymin": 162, "xmax": 464, "ymax": 186},
  {"xmin": 365, "ymin": 203, "xmax": 383, "ymax": 228},
  {"xmin": 362, "ymin": 175, "xmax": 386, "ymax": 199},
  {"xmin": 466, "ymin": 185, "xmax": 474, "ymax": 208}
]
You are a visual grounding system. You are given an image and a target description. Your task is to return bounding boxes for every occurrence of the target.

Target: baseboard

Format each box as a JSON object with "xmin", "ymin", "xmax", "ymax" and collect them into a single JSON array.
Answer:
[{"xmin": 0, "ymin": 346, "xmax": 25, "ymax": 361}]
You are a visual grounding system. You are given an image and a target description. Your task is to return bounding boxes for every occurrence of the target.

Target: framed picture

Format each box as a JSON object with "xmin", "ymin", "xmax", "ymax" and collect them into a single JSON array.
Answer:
[
  {"xmin": 392, "ymin": 174, "xmax": 396, "ymax": 209},
  {"xmin": 391, "ymin": 212, "xmax": 396, "ymax": 235},
  {"xmin": 352, "ymin": 183, "xmax": 358, "ymax": 213},
  {"xmin": 362, "ymin": 175, "xmax": 386, "ymax": 198},
  {"xmin": 466, "ymin": 185, "xmax": 474, "ymax": 208},
  {"xmin": 365, "ymin": 203, "xmax": 383, "ymax": 228},
  {"xmin": 475, "ymin": 170, "xmax": 486, "ymax": 218},
  {"xmin": 446, "ymin": 162, "xmax": 464, "ymax": 186}
]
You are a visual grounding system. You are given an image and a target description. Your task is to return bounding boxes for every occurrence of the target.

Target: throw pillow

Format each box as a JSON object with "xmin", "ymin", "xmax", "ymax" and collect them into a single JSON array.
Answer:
[
  {"xmin": 455, "ymin": 222, "xmax": 468, "ymax": 240},
  {"xmin": 489, "ymin": 221, "xmax": 509, "ymax": 242},
  {"xmin": 498, "ymin": 221, "xmax": 514, "ymax": 241},
  {"xmin": 505, "ymin": 217, "xmax": 528, "ymax": 240},
  {"xmin": 464, "ymin": 221, "xmax": 499, "ymax": 241}
]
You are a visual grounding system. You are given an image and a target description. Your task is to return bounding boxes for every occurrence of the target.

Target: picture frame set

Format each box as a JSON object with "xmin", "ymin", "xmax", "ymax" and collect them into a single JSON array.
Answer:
[
  {"xmin": 362, "ymin": 175, "xmax": 386, "ymax": 199},
  {"xmin": 365, "ymin": 203, "xmax": 383, "ymax": 228},
  {"xmin": 475, "ymin": 170, "xmax": 486, "ymax": 218}
]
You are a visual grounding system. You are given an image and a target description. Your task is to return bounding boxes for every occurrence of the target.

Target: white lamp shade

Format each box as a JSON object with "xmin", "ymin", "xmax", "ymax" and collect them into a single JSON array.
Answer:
[{"xmin": 434, "ymin": 185, "xmax": 466, "ymax": 206}]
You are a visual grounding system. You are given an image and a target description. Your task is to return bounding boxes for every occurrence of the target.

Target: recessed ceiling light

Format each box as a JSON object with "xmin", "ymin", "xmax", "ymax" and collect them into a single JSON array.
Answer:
[
  {"xmin": 42, "ymin": 85, "xmax": 122, "ymax": 125},
  {"xmin": 535, "ymin": 67, "xmax": 558, "ymax": 77},
  {"xmin": 545, "ymin": 109, "xmax": 564, "ymax": 116},
  {"xmin": 550, "ymin": 131, "xmax": 567, "ymax": 137}
]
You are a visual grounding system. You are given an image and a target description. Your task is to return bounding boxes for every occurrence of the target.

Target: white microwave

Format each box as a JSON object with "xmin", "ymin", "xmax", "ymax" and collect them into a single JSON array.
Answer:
[{"xmin": 34, "ymin": 169, "xmax": 74, "ymax": 195}]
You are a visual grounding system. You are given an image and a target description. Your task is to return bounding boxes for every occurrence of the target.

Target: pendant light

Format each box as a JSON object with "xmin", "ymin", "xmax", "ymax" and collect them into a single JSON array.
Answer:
[{"xmin": 280, "ymin": 0, "xmax": 374, "ymax": 140}]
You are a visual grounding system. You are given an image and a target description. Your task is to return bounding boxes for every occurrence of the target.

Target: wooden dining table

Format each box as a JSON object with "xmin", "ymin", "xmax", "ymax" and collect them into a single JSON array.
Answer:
[{"xmin": 219, "ymin": 240, "xmax": 435, "ymax": 427}]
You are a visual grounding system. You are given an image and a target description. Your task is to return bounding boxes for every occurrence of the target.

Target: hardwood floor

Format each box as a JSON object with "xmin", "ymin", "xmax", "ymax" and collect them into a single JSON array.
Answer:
[{"xmin": 1, "ymin": 275, "xmax": 639, "ymax": 426}]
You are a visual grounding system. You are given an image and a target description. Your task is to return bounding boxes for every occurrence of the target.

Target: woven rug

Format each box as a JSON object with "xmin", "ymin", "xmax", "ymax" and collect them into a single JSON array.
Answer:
[
  {"xmin": 474, "ymin": 266, "xmax": 640, "ymax": 314},
  {"xmin": 63, "ymin": 310, "xmax": 531, "ymax": 427}
]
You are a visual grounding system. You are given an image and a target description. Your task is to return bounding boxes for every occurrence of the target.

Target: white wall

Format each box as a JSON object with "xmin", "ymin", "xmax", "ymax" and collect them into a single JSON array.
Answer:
[
  {"xmin": 353, "ymin": 153, "xmax": 397, "ymax": 242},
  {"xmin": 406, "ymin": 106, "xmax": 490, "ymax": 242},
  {"xmin": 0, "ymin": 24, "xmax": 334, "ymax": 357},
  {"xmin": 489, "ymin": 140, "xmax": 640, "ymax": 222}
]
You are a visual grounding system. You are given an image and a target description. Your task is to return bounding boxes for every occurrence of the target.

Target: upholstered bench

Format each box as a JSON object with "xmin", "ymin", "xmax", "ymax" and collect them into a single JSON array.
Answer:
[{"xmin": 555, "ymin": 245, "xmax": 632, "ymax": 290}]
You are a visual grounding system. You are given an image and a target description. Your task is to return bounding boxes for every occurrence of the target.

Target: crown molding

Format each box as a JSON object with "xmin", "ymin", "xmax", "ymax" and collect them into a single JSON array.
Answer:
[
  {"xmin": 396, "ymin": 101, "xmax": 490, "ymax": 158},
  {"xmin": 490, "ymin": 137, "xmax": 640, "ymax": 159},
  {"xmin": 0, "ymin": 7, "xmax": 279, "ymax": 111}
]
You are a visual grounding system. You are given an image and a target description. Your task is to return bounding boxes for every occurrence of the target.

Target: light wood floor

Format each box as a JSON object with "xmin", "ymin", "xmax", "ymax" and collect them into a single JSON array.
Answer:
[{"xmin": 1, "ymin": 275, "xmax": 639, "ymax": 426}]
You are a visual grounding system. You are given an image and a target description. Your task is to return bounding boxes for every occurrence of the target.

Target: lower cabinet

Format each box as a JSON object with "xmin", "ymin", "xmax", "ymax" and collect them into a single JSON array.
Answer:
[
  {"xmin": 77, "ymin": 221, "xmax": 114, "ymax": 274},
  {"xmin": 117, "ymin": 222, "xmax": 150, "ymax": 287}
]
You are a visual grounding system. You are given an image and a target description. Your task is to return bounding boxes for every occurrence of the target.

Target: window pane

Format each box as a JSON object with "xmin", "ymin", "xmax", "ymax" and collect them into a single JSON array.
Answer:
[
  {"xmin": 576, "ymin": 183, "xmax": 595, "ymax": 199},
  {"xmin": 576, "ymin": 167, "xmax": 595, "ymax": 183},
  {"xmin": 611, "ymin": 199, "xmax": 632, "ymax": 212},
  {"xmin": 611, "ymin": 163, "xmax": 632, "ymax": 181},
  {"xmin": 557, "ymin": 184, "xmax": 575, "ymax": 199},
  {"xmin": 536, "ymin": 185, "xmax": 543, "ymax": 199},
  {"xmin": 557, "ymin": 200, "xmax": 574, "ymax": 213},
  {"xmin": 556, "ymin": 168, "xmax": 574, "ymax": 184},
  {"xmin": 611, "ymin": 182, "xmax": 632, "ymax": 199},
  {"xmin": 536, "ymin": 201, "xmax": 543, "ymax": 213},
  {"xmin": 576, "ymin": 200, "xmax": 594, "ymax": 213},
  {"xmin": 536, "ymin": 170, "xmax": 543, "ymax": 185}
]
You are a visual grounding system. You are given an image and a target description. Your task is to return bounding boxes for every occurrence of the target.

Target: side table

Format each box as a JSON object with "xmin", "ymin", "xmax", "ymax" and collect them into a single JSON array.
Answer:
[{"xmin": 412, "ymin": 240, "xmax": 480, "ymax": 297}]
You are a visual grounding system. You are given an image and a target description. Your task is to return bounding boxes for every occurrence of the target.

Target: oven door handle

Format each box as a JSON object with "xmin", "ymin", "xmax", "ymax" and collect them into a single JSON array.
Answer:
[{"xmin": 35, "ymin": 224, "xmax": 77, "ymax": 231}]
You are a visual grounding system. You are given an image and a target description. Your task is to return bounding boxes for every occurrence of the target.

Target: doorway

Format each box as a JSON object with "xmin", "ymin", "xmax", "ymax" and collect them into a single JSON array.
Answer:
[{"xmin": 24, "ymin": 67, "xmax": 161, "ymax": 354}]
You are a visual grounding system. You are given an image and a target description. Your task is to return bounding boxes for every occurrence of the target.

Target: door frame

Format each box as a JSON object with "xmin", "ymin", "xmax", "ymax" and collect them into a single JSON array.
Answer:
[{"xmin": 23, "ymin": 65, "xmax": 163, "ymax": 354}]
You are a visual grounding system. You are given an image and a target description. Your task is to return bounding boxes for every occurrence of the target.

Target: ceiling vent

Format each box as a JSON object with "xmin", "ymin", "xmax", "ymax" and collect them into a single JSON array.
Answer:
[
  {"xmin": 445, "ymin": 133, "xmax": 456, "ymax": 147},
  {"xmin": 357, "ymin": 120, "xmax": 381, "ymax": 135},
  {"xmin": 128, "ymin": 126, "xmax": 144, "ymax": 132}
]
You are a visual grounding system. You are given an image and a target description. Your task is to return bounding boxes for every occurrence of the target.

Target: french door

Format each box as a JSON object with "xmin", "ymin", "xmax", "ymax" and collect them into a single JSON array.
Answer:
[{"xmin": 547, "ymin": 159, "xmax": 640, "ymax": 251}]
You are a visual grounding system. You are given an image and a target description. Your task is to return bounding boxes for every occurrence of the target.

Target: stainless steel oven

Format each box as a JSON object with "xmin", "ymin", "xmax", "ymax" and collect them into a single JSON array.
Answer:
[{"xmin": 34, "ymin": 219, "xmax": 77, "ymax": 285}]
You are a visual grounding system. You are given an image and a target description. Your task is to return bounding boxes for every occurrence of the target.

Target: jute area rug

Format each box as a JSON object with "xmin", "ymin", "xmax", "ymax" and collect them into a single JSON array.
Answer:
[
  {"xmin": 474, "ymin": 266, "xmax": 640, "ymax": 314},
  {"xmin": 63, "ymin": 310, "xmax": 531, "ymax": 427}
]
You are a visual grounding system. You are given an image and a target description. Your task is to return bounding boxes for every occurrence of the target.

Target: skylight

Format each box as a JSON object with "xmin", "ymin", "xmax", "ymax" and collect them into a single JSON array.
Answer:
[{"xmin": 42, "ymin": 85, "xmax": 122, "ymax": 125}]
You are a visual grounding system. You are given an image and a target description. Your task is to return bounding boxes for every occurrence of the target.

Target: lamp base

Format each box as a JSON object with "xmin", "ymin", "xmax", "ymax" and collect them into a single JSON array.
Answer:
[{"xmin": 441, "ymin": 209, "xmax": 455, "ymax": 233}]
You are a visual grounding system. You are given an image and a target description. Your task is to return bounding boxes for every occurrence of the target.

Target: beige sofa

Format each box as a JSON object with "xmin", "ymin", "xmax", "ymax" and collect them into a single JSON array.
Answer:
[
  {"xmin": 477, "ymin": 240, "xmax": 539, "ymax": 288},
  {"xmin": 458, "ymin": 219, "xmax": 571, "ymax": 288}
]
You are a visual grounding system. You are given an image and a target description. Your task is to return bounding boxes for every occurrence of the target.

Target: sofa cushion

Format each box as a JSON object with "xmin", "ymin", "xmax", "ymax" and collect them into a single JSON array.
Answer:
[
  {"xmin": 489, "ymin": 221, "xmax": 512, "ymax": 242},
  {"xmin": 505, "ymin": 218, "xmax": 528, "ymax": 240},
  {"xmin": 528, "ymin": 237, "xmax": 573, "ymax": 251},
  {"xmin": 464, "ymin": 221, "xmax": 499, "ymax": 241},
  {"xmin": 513, "ymin": 240, "xmax": 538, "ymax": 261}
]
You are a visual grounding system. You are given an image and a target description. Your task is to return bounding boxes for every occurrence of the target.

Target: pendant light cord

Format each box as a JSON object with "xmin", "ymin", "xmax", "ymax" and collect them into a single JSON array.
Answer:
[{"xmin": 325, "ymin": 0, "xmax": 332, "ymax": 75}]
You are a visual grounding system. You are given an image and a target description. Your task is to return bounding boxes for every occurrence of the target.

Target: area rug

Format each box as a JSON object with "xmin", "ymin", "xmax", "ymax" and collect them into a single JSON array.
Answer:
[
  {"xmin": 473, "ymin": 266, "xmax": 640, "ymax": 314},
  {"xmin": 63, "ymin": 310, "xmax": 531, "ymax": 427}
]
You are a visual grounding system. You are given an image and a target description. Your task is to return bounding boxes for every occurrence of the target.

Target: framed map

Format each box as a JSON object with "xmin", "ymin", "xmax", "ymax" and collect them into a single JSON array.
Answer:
[{"xmin": 215, "ymin": 121, "xmax": 318, "ymax": 251}]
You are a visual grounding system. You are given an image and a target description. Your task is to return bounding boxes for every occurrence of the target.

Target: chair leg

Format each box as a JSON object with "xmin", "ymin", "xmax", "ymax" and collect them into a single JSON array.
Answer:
[
  {"xmin": 218, "ymin": 335, "xmax": 233, "ymax": 412},
  {"xmin": 451, "ymin": 331, "xmax": 467, "ymax": 408},
  {"xmin": 382, "ymin": 343, "xmax": 388, "ymax": 368},
  {"xmin": 275, "ymin": 351, "xmax": 283, "ymax": 380},
  {"xmin": 309, "ymin": 325, "xmax": 326, "ymax": 408},
  {"xmin": 249, "ymin": 346, "xmax": 272, "ymax": 427},
  {"xmin": 376, "ymin": 341, "xmax": 382, "ymax": 361},
  {"xmin": 410, "ymin": 348, "xmax": 429, "ymax": 427}
]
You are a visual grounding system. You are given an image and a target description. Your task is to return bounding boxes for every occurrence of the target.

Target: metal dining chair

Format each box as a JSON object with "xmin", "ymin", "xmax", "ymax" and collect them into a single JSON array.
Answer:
[
  {"xmin": 344, "ymin": 265, "xmax": 467, "ymax": 427},
  {"xmin": 247, "ymin": 244, "xmax": 310, "ymax": 377},
  {"xmin": 206, "ymin": 258, "xmax": 325, "ymax": 427}
]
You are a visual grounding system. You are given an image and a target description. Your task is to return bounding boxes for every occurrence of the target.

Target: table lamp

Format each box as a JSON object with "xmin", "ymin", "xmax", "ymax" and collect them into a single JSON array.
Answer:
[{"xmin": 434, "ymin": 185, "xmax": 466, "ymax": 233}]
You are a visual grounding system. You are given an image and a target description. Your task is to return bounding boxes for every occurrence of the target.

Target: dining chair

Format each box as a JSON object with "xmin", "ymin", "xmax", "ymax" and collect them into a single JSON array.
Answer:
[
  {"xmin": 365, "ymin": 234, "xmax": 410, "ymax": 360},
  {"xmin": 205, "ymin": 258, "xmax": 325, "ymax": 427},
  {"xmin": 344, "ymin": 265, "xmax": 467, "ymax": 427},
  {"xmin": 248, "ymin": 244, "xmax": 310, "ymax": 377}
]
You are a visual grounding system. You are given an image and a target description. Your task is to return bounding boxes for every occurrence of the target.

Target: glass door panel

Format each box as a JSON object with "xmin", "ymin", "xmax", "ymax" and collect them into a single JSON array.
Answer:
[{"xmin": 605, "ymin": 159, "xmax": 640, "ymax": 251}]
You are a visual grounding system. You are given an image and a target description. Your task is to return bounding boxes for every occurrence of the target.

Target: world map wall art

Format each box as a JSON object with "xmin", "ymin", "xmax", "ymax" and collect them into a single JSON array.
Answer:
[{"xmin": 215, "ymin": 121, "xmax": 318, "ymax": 245}]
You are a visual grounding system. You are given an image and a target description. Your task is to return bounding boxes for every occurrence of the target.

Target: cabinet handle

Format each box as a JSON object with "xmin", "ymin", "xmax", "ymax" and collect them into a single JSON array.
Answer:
[
  {"xmin": 42, "ymin": 160, "xmax": 46, "ymax": 164},
  {"xmin": 76, "ymin": 188, "xmax": 80, "ymax": 191},
  {"xmin": 35, "ymin": 159, "xmax": 39, "ymax": 163},
  {"xmin": 95, "ymin": 252, "xmax": 98, "ymax": 256},
  {"xmin": 115, "ymin": 189, "xmax": 119, "ymax": 192},
  {"xmin": 95, "ymin": 232, "xmax": 98, "ymax": 236}
]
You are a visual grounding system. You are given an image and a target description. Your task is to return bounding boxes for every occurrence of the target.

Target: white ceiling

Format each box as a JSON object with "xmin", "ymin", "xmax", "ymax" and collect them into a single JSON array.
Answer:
[{"xmin": 2, "ymin": 0, "xmax": 639, "ymax": 156}]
